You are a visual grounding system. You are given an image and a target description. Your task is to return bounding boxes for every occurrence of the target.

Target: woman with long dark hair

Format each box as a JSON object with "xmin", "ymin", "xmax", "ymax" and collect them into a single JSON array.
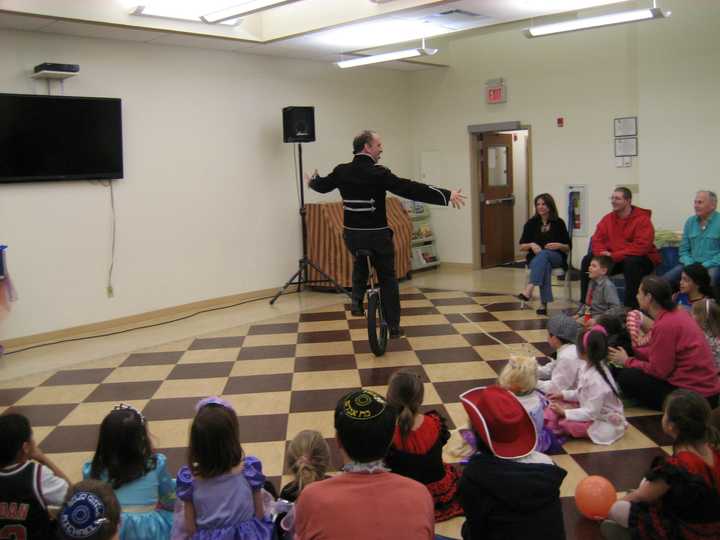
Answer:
[
  {"xmin": 608, "ymin": 276, "xmax": 720, "ymax": 410},
  {"xmin": 517, "ymin": 193, "xmax": 571, "ymax": 315}
]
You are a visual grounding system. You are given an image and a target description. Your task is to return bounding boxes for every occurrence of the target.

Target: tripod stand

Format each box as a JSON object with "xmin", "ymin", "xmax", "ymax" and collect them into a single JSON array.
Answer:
[{"xmin": 270, "ymin": 143, "xmax": 351, "ymax": 305}]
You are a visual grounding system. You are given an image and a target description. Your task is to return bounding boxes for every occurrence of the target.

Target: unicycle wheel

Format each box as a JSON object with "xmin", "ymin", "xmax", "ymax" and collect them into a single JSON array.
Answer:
[{"xmin": 367, "ymin": 292, "xmax": 388, "ymax": 357}]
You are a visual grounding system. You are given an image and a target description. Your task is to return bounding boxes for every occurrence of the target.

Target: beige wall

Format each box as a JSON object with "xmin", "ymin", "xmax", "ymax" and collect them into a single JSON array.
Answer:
[
  {"xmin": 0, "ymin": 29, "xmax": 413, "ymax": 339},
  {"xmin": 407, "ymin": 0, "xmax": 719, "ymax": 266},
  {"xmin": 2, "ymin": 0, "xmax": 718, "ymax": 339}
]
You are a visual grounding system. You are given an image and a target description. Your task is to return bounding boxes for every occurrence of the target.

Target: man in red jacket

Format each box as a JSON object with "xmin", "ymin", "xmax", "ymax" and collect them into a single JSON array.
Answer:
[{"xmin": 580, "ymin": 187, "xmax": 660, "ymax": 308}]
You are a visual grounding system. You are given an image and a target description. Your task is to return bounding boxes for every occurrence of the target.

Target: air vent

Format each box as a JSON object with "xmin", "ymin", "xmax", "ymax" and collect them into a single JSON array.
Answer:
[{"xmin": 425, "ymin": 9, "xmax": 491, "ymax": 30}]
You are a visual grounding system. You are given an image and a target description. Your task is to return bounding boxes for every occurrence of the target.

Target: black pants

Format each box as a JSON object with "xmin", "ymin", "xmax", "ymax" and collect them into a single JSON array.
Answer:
[
  {"xmin": 343, "ymin": 228, "xmax": 400, "ymax": 328},
  {"xmin": 580, "ymin": 254, "xmax": 654, "ymax": 308},
  {"xmin": 616, "ymin": 367, "xmax": 720, "ymax": 411}
]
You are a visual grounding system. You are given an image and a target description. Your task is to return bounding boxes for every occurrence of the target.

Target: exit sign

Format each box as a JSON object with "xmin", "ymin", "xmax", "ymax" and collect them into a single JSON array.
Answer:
[{"xmin": 486, "ymin": 79, "xmax": 506, "ymax": 104}]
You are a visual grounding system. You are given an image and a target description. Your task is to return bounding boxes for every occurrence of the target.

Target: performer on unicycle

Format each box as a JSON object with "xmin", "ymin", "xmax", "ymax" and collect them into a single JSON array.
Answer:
[{"xmin": 306, "ymin": 130, "xmax": 465, "ymax": 338}]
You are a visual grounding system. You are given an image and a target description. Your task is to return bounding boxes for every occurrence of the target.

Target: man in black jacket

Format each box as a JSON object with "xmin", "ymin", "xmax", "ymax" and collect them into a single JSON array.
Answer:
[{"xmin": 307, "ymin": 130, "xmax": 465, "ymax": 337}]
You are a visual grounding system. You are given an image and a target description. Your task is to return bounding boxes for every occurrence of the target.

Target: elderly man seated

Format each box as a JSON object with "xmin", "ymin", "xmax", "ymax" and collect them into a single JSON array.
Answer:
[{"xmin": 663, "ymin": 190, "xmax": 720, "ymax": 287}]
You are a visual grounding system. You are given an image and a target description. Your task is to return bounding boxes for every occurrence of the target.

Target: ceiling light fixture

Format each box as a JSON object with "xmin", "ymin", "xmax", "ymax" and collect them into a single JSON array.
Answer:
[
  {"xmin": 336, "ymin": 38, "xmax": 437, "ymax": 69},
  {"xmin": 524, "ymin": 4, "xmax": 669, "ymax": 38},
  {"xmin": 201, "ymin": 0, "xmax": 302, "ymax": 23},
  {"xmin": 131, "ymin": 5, "xmax": 241, "ymax": 26}
]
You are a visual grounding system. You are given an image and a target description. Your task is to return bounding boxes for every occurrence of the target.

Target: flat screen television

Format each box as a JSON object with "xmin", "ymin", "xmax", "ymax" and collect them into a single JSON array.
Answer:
[{"xmin": 0, "ymin": 93, "xmax": 123, "ymax": 183}]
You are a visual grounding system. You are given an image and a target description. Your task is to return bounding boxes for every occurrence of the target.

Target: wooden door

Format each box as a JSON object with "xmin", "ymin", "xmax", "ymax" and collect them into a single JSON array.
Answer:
[{"xmin": 479, "ymin": 133, "xmax": 515, "ymax": 268}]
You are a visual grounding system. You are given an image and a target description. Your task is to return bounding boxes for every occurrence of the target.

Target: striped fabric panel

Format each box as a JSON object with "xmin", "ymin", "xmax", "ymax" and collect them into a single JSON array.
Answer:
[{"xmin": 306, "ymin": 198, "xmax": 413, "ymax": 288}]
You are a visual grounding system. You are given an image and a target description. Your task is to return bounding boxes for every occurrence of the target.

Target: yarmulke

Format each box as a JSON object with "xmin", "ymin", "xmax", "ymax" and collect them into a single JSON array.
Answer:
[
  {"xmin": 59, "ymin": 491, "xmax": 107, "ymax": 539},
  {"xmin": 341, "ymin": 389, "xmax": 387, "ymax": 421}
]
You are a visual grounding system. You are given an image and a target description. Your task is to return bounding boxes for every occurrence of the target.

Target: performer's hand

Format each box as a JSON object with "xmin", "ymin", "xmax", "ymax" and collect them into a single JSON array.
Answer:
[
  {"xmin": 450, "ymin": 189, "xmax": 467, "ymax": 209},
  {"xmin": 304, "ymin": 169, "xmax": 318, "ymax": 185}
]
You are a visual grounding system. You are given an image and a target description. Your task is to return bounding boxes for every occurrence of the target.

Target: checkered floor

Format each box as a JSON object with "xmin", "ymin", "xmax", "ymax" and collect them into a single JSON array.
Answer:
[{"xmin": 0, "ymin": 287, "xmax": 671, "ymax": 540}]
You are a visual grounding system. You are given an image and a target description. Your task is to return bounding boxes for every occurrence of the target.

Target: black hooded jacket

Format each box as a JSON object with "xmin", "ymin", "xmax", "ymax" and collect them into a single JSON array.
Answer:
[{"xmin": 459, "ymin": 452, "xmax": 567, "ymax": 540}]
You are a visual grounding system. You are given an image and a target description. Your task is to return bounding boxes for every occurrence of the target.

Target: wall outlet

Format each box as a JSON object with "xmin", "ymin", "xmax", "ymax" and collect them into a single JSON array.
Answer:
[{"xmin": 106, "ymin": 285, "xmax": 114, "ymax": 298}]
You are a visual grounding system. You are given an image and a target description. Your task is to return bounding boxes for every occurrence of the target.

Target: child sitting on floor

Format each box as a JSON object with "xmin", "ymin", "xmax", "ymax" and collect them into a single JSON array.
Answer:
[
  {"xmin": 0, "ymin": 413, "xmax": 71, "ymax": 538},
  {"xmin": 595, "ymin": 309, "xmax": 633, "ymax": 357},
  {"xmin": 692, "ymin": 298, "xmax": 720, "ymax": 372},
  {"xmin": 458, "ymin": 386, "xmax": 567, "ymax": 540},
  {"xmin": 385, "ymin": 369, "xmax": 463, "ymax": 521},
  {"xmin": 173, "ymin": 397, "xmax": 272, "ymax": 540},
  {"xmin": 601, "ymin": 389, "xmax": 720, "ymax": 540},
  {"xmin": 545, "ymin": 325, "xmax": 627, "ymax": 445},
  {"xmin": 85, "ymin": 403, "xmax": 175, "ymax": 540},
  {"xmin": 498, "ymin": 355, "xmax": 563, "ymax": 453},
  {"xmin": 537, "ymin": 314, "xmax": 582, "ymax": 395},
  {"xmin": 57, "ymin": 479, "xmax": 122, "ymax": 540},
  {"xmin": 275, "ymin": 430, "xmax": 331, "ymax": 539}
]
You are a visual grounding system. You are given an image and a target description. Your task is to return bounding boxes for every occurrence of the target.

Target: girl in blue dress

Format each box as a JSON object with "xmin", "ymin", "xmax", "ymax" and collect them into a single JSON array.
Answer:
[
  {"xmin": 84, "ymin": 403, "xmax": 175, "ymax": 540},
  {"xmin": 172, "ymin": 397, "xmax": 272, "ymax": 540}
]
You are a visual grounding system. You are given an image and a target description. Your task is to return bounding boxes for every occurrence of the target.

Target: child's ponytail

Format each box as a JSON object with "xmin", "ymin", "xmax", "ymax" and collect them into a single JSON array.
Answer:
[{"xmin": 577, "ymin": 326, "xmax": 620, "ymax": 398}]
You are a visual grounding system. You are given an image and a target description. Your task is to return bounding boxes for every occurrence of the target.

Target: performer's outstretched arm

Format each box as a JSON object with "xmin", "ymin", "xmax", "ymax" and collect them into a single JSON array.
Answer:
[
  {"xmin": 377, "ymin": 167, "xmax": 465, "ymax": 208},
  {"xmin": 305, "ymin": 170, "xmax": 337, "ymax": 194}
]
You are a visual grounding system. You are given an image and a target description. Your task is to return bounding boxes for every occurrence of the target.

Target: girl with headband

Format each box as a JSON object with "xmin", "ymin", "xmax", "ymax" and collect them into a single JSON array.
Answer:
[
  {"xmin": 172, "ymin": 397, "xmax": 272, "ymax": 540},
  {"xmin": 85, "ymin": 403, "xmax": 175, "ymax": 539},
  {"xmin": 545, "ymin": 325, "xmax": 627, "ymax": 445}
]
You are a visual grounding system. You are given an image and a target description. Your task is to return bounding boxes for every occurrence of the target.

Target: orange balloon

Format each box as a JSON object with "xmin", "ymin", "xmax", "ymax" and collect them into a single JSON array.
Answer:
[{"xmin": 575, "ymin": 475, "xmax": 617, "ymax": 521}]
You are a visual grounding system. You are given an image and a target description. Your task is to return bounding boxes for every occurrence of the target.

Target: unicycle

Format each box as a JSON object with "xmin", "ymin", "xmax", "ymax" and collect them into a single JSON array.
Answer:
[{"xmin": 355, "ymin": 249, "xmax": 388, "ymax": 357}]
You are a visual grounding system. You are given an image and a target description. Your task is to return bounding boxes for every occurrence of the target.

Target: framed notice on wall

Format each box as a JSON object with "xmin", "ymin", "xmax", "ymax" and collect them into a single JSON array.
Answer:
[
  {"xmin": 614, "ymin": 116, "xmax": 637, "ymax": 137},
  {"xmin": 566, "ymin": 184, "xmax": 588, "ymax": 237},
  {"xmin": 615, "ymin": 137, "xmax": 638, "ymax": 157}
]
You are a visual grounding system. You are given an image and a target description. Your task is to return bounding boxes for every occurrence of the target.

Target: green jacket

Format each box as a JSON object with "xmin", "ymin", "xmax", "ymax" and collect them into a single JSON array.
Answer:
[{"xmin": 679, "ymin": 211, "xmax": 720, "ymax": 268}]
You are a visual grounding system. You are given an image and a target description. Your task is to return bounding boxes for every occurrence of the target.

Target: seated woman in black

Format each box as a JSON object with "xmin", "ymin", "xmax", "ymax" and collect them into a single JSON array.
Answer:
[{"xmin": 517, "ymin": 193, "xmax": 571, "ymax": 315}]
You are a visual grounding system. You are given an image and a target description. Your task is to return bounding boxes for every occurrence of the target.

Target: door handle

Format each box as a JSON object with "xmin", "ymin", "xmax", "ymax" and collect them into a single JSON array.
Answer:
[{"xmin": 485, "ymin": 196, "xmax": 515, "ymax": 206}]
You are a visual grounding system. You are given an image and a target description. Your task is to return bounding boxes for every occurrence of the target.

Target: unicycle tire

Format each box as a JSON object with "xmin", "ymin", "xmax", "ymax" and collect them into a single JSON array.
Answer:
[{"xmin": 367, "ymin": 292, "xmax": 388, "ymax": 357}]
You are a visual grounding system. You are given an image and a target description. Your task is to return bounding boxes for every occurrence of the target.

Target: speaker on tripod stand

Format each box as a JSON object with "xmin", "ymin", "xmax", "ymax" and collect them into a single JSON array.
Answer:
[{"xmin": 270, "ymin": 107, "xmax": 350, "ymax": 305}]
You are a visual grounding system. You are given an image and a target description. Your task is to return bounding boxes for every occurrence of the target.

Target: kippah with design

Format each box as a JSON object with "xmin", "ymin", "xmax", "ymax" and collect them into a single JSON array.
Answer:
[
  {"xmin": 342, "ymin": 389, "xmax": 387, "ymax": 421},
  {"xmin": 59, "ymin": 491, "xmax": 108, "ymax": 539}
]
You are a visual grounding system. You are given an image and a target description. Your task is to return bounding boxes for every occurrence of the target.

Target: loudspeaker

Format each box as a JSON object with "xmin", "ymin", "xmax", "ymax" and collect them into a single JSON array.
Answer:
[{"xmin": 283, "ymin": 106, "xmax": 315, "ymax": 143}]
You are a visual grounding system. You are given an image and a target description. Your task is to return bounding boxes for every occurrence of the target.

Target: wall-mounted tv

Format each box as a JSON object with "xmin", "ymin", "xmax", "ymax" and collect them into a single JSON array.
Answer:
[{"xmin": 0, "ymin": 93, "xmax": 123, "ymax": 183}]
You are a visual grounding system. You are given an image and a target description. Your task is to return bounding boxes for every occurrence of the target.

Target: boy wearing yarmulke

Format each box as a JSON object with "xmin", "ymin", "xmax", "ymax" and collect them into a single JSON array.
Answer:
[
  {"xmin": 0, "ymin": 413, "xmax": 70, "ymax": 538},
  {"xmin": 57, "ymin": 479, "xmax": 121, "ymax": 540},
  {"xmin": 295, "ymin": 389, "xmax": 435, "ymax": 540}
]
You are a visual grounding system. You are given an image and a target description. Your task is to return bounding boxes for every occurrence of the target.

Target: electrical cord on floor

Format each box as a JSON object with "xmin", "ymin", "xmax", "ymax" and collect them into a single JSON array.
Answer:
[{"xmin": 3, "ymin": 290, "xmax": 299, "ymax": 356}]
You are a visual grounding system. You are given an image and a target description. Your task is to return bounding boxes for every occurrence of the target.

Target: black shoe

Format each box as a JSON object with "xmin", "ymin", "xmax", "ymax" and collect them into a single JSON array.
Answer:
[
  {"xmin": 350, "ymin": 304, "xmax": 365, "ymax": 317},
  {"xmin": 517, "ymin": 293, "xmax": 530, "ymax": 302},
  {"xmin": 389, "ymin": 326, "xmax": 405, "ymax": 339},
  {"xmin": 536, "ymin": 306, "xmax": 548, "ymax": 316}
]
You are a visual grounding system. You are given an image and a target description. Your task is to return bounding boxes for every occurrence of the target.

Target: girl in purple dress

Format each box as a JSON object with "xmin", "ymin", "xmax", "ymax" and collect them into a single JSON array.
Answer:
[{"xmin": 172, "ymin": 397, "xmax": 272, "ymax": 540}]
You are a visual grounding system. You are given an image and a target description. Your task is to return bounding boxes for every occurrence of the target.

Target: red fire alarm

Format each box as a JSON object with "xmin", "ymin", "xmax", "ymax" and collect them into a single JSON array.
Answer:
[{"xmin": 556, "ymin": 117, "xmax": 565, "ymax": 128}]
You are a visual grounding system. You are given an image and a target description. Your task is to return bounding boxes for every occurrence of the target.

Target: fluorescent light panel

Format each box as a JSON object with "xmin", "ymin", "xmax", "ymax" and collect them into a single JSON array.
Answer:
[
  {"xmin": 336, "ymin": 47, "xmax": 437, "ymax": 69},
  {"xmin": 201, "ymin": 0, "xmax": 301, "ymax": 23},
  {"xmin": 525, "ymin": 7, "xmax": 667, "ymax": 37},
  {"xmin": 132, "ymin": 5, "xmax": 241, "ymax": 26}
]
